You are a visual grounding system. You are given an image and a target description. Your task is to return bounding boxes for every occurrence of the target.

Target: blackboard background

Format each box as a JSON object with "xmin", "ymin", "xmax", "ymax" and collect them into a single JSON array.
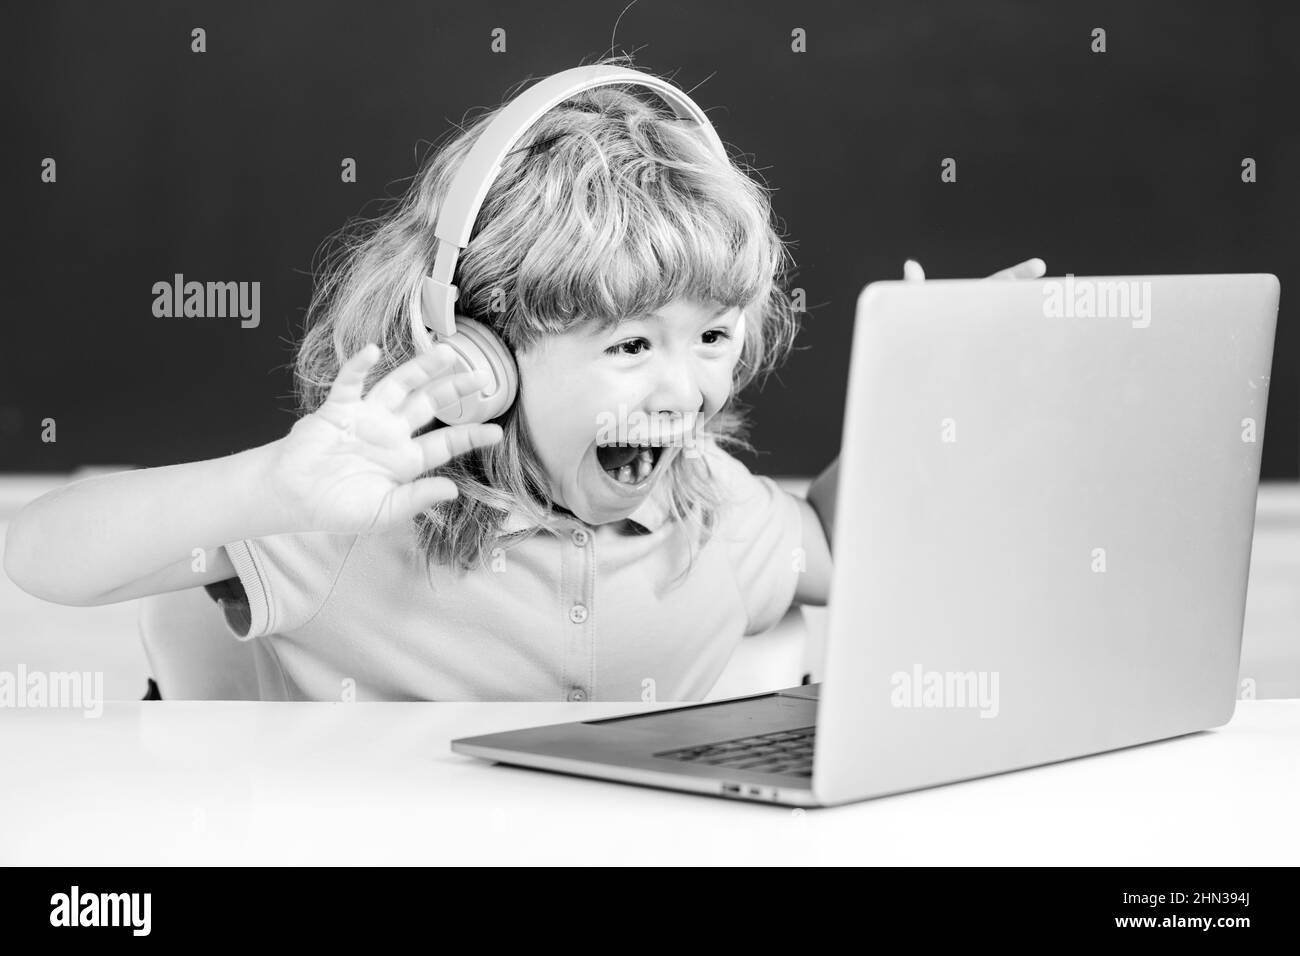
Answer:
[{"xmin": 5, "ymin": 0, "xmax": 1297, "ymax": 478}]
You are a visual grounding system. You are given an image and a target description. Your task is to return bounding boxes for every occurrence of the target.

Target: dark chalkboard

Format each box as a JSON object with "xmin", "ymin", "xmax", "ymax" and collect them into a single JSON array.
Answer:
[{"xmin": 6, "ymin": 0, "xmax": 1297, "ymax": 477}]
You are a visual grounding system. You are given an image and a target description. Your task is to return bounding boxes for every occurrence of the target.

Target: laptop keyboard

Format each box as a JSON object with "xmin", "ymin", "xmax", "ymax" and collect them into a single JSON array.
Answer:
[{"xmin": 654, "ymin": 726, "xmax": 816, "ymax": 776}]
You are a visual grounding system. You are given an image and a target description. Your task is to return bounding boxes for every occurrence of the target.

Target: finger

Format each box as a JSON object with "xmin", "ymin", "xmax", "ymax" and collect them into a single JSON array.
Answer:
[
  {"xmin": 326, "ymin": 343, "xmax": 382, "ymax": 405},
  {"xmin": 415, "ymin": 422, "xmax": 505, "ymax": 472},
  {"xmin": 378, "ymin": 476, "xmax": 460, "ymax": 525},
  {"xmin": 903, "ymin": 259, "xmax": 926, "ymax": 282},
  {"xmin": 397, "ymin": 368, "xmax": 494, "ymax": 431},
  {"xmin": 365, "ymin": 344, "xmax": 461, "ymax": 411},
  {"xmin": 986, "ymin": 258, "xmax": 1047, "ymax": 281}
]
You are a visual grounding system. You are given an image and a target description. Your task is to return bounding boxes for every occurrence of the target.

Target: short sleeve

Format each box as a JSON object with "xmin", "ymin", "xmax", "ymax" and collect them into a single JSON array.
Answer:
[
  {"xmin": 215, "ymin": 532, "xmax": 360, "ymax": 641},
  {"xmin": 702, "ymin": 442, "xmax": 806, "ymax": 635}
]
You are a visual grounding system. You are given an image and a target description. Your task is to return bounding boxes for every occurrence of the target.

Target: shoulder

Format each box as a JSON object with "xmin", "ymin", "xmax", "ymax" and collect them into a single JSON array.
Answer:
[
  {"xmin": 693, "ymin": 437, "xmax": 781, "ymax": 512},
  {"xmin": 693, "ymin": 436, "xmax": 760, "ymax": 488},
  {"xmin": 225, "ymin": 530, "xmax": 364, "ymax": 585},
  {"xmin": 691, "ymin": 438, "xmax": 806, "ymax": 634},
  {"xmin": 691, "ymin": 437, "xmax": 800, "ymax": 541}
]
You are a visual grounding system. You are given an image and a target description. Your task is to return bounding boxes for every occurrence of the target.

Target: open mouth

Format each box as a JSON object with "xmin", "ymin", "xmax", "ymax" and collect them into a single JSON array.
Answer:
[{"xmin": 595, "ymin": 442, "xmax": 666, "ymax": 487}]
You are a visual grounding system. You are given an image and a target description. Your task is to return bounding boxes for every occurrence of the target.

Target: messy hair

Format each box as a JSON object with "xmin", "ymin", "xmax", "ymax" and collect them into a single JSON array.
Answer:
[{"xmin": 294, "ymin": 55, "xmax": 801, "ymax": 585}]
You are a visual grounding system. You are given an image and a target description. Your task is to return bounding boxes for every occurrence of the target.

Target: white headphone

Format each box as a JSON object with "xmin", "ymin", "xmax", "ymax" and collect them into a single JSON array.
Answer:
[{"xmin": 410, "ymin": 65, "xmax": 730, "ymax": 425}]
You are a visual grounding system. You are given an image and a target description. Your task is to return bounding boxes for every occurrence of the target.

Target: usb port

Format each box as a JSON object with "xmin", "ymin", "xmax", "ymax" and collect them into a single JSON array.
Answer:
[{"xmin": 722, "ymin": 783, "xmax": 741, "ymax": 795}]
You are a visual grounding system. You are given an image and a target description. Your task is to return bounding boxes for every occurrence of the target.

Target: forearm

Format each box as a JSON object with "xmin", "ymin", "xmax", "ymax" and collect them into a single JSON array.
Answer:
[
  {"xmin": 805, "ymin": 455, "xmax": 840, "ymax": 551},
  {"xmin": 3, "ymin": 440, "xmax": 291, "ymax": 605},
  {"xmin": 791, "ymin": 455, "xmax": 838, "ymax": 607}
]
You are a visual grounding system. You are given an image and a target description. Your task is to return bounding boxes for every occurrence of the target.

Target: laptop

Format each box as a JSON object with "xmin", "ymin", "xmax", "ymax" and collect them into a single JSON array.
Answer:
[{"xmin": 452, "ymin": 273, "xmax": 1281, "ymax": 807}]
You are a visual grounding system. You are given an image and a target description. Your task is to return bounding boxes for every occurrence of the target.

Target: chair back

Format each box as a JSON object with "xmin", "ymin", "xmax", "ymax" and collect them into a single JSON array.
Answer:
[{"xmin": 138, "ymin": 587, "xmax": 261, "ymax": 699}]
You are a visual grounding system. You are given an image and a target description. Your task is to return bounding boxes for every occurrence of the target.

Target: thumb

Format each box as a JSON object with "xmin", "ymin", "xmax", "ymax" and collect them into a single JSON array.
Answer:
[
  {"xmin": 379, "ymin": 476, "xmax": 460, "ymax": 526},
  {"xmin": 903, "ymin": 259, "xmax": 926, "ymax": 282}
]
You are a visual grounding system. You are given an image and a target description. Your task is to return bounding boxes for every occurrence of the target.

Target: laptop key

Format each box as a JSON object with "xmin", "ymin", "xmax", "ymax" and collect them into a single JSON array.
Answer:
[
  {"xmin": 729, "ymin": 758, "xmax": 778, "ymax": 770},
  {"xmin": 655, "ymin": 727, "xmax": 819, "ymax": 765}
]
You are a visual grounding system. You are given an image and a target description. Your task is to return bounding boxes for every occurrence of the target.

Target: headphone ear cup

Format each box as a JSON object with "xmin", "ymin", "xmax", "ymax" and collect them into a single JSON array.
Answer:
[{"xmin": 430, "ymin": 315, "xmax": 519, "ymax": 426}]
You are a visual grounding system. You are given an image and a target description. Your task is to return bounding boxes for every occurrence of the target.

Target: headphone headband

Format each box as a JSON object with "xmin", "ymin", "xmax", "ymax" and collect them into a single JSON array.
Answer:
[{"xmin": 417, "ymin": 65, "xmax": 728, "ymax": 338}]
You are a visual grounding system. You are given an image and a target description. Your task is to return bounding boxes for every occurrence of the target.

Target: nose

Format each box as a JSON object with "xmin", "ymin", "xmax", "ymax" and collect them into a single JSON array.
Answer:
[{"xmin": 648, "ymin": 354, "xmax": 705, "ymax": 418}]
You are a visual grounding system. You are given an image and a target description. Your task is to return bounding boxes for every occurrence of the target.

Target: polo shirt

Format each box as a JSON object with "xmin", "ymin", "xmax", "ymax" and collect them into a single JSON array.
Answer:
[{"xmin": 209, "ymin": 438, "xmax": 806, "ymax": 701}]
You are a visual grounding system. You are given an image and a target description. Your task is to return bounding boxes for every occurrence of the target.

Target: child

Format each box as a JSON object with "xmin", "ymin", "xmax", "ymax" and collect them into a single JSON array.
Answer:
[{"xmin": 4, "ymin": 56, "xmax": 838, "ymax": 701}]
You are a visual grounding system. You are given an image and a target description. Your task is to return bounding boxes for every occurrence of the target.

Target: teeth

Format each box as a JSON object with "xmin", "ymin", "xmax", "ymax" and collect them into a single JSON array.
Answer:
[{"xmin": 600, "ymin": 445, "xmax": 660, "ymax": 487}]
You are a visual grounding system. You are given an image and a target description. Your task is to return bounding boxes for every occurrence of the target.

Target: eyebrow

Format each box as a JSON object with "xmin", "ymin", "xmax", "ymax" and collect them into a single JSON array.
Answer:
[{"xmin": 635, "ymin": 304, "xmax": 735, "ymax": 322}]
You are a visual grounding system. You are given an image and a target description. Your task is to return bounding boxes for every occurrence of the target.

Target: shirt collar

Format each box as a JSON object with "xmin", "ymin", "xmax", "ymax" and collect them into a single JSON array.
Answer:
[{"xmin": 497, "ymin": 479, "xmax": 673, "ymax": 536}]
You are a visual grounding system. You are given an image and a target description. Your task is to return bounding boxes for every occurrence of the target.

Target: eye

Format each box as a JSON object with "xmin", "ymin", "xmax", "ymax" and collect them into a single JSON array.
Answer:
[
  {"xmin": 603, "ymin": 329, "xmax": 733, "ymax": 357},
  {"xmin": 604, "ymin": 337, "xmax": 650, "ymax": 357}
]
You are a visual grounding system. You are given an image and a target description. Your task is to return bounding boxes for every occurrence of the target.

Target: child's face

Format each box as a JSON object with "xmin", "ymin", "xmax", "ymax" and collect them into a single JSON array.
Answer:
[{"xmin": 516, "ymin": 298, "xmax": 746, "ymax": 526}]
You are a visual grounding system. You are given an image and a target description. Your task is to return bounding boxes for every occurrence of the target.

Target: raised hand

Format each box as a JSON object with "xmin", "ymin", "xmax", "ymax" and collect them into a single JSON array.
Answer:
[
  {"xmin": 903, "ymin": 258, "xmax": 1048, "ymax": 281},
  {"xmin": 267, "ymin": 343, "xmax": 505, "ymax": 535}
]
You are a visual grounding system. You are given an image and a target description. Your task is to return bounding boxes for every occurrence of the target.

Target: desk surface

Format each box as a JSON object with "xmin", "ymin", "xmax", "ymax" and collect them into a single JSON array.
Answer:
[{"xmin": 2, "ymin": 700, "xmax": 1297, "ymax": 866}]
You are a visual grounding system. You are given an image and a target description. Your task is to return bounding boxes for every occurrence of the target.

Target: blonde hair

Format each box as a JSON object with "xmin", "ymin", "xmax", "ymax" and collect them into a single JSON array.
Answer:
[{"xmin": 294, "ymin": 55, "xmax": 801, "ymax": 583}]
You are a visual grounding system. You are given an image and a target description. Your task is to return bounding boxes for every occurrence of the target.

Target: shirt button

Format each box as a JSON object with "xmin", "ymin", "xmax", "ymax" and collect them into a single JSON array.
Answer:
[
  {"xmin": 568, "ymin": 604, "xmax": 589, "ymax": 624},
  {"xmin": 571, "ymin": 528, "xmax": 589, "ymax": 547},
  {"xmin": 568, "ymin": 687, "xmax": 588, "ymax": 702}
]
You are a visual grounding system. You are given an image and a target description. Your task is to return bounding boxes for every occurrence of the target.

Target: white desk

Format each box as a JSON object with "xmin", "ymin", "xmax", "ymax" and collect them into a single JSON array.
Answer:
[{"xmin": 2, "ymin": 700, "xmax": 1297, "ymax": 866}]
